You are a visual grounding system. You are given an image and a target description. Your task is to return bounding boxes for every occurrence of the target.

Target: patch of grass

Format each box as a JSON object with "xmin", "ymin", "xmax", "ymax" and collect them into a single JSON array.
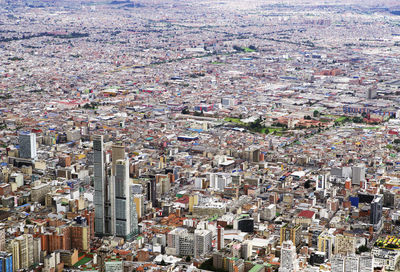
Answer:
[
  {"xmin": 224, "ymin": 117, "xmax": 244, "ymax": 125},
  {"xmin": 335, "ymin": 116, "xmax": 348, "ymax": 122},
  {"xmin": 363, "ymin": 127, "xmax": 380, "ymax": 130},
  {"xmin": 243, "ymin": 47, "xmax": 256, "ymax": 52}
]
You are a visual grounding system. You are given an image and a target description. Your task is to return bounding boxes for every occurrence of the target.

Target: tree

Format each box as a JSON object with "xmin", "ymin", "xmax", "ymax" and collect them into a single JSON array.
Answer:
[
  {"xmin": 358, "ymin": 245, "xmax": 370, "ymax": 253},
  {"xmin": 185, "ymin": 256, "xmax": 191, "ymax": 262},
  {"xmin": 313, "ymin": 110, "xmax": 320, "ymax": 118},
  {"xmin": 304, "ymin": 115, "xmax": 312, "ymax": 120},
  {"xmin": 181, "ymin": 108, "xmax": 189, "ymax": 114}
]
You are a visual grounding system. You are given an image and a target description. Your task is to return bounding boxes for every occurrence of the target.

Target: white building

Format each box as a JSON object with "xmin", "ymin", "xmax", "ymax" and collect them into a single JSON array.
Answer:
[
  {"xmin": 331, "ymin": 255, "xmax": 345, "ymax": 272},
  {"xmin": 359, "ymin": 253, "xmax": 374, "ymax": 272},
  {"xmin": 194, "ymin": 229, "xmax": 212, "ymax": 258},
  {"xmin": 279, "ymin": 240, "xmax": 298, "ymax": 272}
]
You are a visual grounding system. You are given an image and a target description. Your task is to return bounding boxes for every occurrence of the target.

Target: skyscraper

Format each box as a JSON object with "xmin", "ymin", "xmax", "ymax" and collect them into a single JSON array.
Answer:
[
  {"xmin": 370, "ymin": 195, "xmax": 383, "ymax": 230},
  {"xmin": 111, "ymin": 144, "xmax": 125, "ymax": 175},
  {"xmin": 19, "ymin": 132, "xmax": 37, "ymax": 159},
  {"xmin": 94, "ymin": 135, "xmax": 112, "ymax": 236},
  {"xmin": 114, "ymin": 159, "xmax": 138, "ymax": 240},
  {"xmin": 94, "ymin": 136, "xmax": 138, "ymax": 239}
]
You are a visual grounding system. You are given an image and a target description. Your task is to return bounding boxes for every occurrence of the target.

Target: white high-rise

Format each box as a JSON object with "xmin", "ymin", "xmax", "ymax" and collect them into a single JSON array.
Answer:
[
  {"xmin": 352, "ymin": 165, "xmax": 365, "ymax": 185},
  {"xmin": 331, "ymin": 255, "xmax": 345, "ymax": 272},
  {"xmin": 114, "ymin": 158, "xmax": 138, "ymax": 240},
  {"xmin": 359, "ymin": 253, "xmax": 374, "ymax": 272},
  {"xmin": 194, "ymin": 229, "xmax": 212, "ymax": 258},
  {"xmin": 19, "ymin": 132, "xmax": 37, "ymax": 159},
  {"xmin": 345, "ymin": 255, "xmax": 359, "ymax": 272},
  {"xmin": 279, "ymin": 240, "xmax": 298, "ymax": 272}
]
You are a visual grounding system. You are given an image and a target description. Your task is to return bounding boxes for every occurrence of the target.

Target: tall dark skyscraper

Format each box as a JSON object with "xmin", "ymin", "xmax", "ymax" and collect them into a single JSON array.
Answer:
[
  {"xmin": 94, "ymin": 135, "xmax": 112, "ymax": 236},
  {"xmin": 370, "ymin": 195, "xmax": 383, "ymax": 230}
]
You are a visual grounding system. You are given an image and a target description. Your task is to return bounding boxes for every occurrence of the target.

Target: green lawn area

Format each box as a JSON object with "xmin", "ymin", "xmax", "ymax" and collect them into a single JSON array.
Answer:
[
  {"xmin": 224, "ymin": 117, "xmax": 244, "ymax": 125},
  {"xmin": 335, "ymin": 116, "xmax": 348, "ymax": 122},
  {"xmin": 243, "ymin": 47, "xmax": 256, "ymax": 52},
  {"xmin": 74, "ymin": 257, "xmax": 92, "ymax": 267},
  {"xmin": 363, "ymin": 127, "xmax": 380, "ymax": 130},
  {"xmin": 268, "ymin": 127, "xmax": 284, "ymax": 133},
  {"xmin": 211, "ymin": 61, "xmax": 224, "ymax": 65}
]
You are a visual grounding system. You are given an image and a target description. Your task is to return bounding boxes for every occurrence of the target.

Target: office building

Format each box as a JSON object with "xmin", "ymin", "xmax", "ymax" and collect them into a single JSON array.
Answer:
[
  {"xmin": 19, "ymin": 132, "xmax": 37, "ymax": 159},
  {"xmin": 237, "ymin": 216, "xmax": 254, "ymax": 233},
  {"xmin": 370, "ymin": 195, "xmax": 383, "ymax": 230},
  {"xmin": 114, "ymin": 158, "xmax": 138, "ymax": 240},
  {"xmin": 94, "ymin": 135, "xmax": 112, "ymax": 236},
  {"xmin": 111, "ymin": 144, "xmax": 125, "ymax": 175},
  {"xmin": 0, "ymin": 252, "xmax": 12, "ymax": 272},
  {"xmin": 94, "ymin": 136, "xmax": 138, "ymax": 239}
]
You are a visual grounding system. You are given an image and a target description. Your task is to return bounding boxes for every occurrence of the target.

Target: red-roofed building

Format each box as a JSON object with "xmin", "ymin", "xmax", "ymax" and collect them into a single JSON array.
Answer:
[{"xmin": 295, "ymin": 210, "xmax": 315, "ymax": 227}]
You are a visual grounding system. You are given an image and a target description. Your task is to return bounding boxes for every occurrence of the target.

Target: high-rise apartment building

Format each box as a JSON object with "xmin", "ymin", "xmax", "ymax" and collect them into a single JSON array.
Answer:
[
  {"xmin": 352, "ymin": 165, "xmax": 365, "ymax": 185},
  {"xmin": 194, "ymin": 229, "xmax": 212, "ymax": 258},
  {"xmin": 10, "ymin": 234, "xmax": 35, "ymax": 271},
  {"xmin": 19, "ymin": 132, "xmax": 37, "ymax": 159},
  {"xmin": 318, "ymin": 231, "xmax": 334, "ymax": 260},
  {"xmin": 345, "ymin": 255, "xmax": 359, "ymax": 272},
  {"xmin": 334, "ymin": 234, "xmax": 356, "ymax": 255},
  {"xmin": 359, "ymin": 253, "xmax": 374, "ymax": 272},
  {"xmin": 279, "ymin": 240, "xmax": 298, "ymax": 272},
  {"xmin": 280, "ymin": 224, "xmax": 302, "ymax": 247},
  {"xmin": 331, "ymin": 255, "xmax": 345, "ymax": 272}
]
